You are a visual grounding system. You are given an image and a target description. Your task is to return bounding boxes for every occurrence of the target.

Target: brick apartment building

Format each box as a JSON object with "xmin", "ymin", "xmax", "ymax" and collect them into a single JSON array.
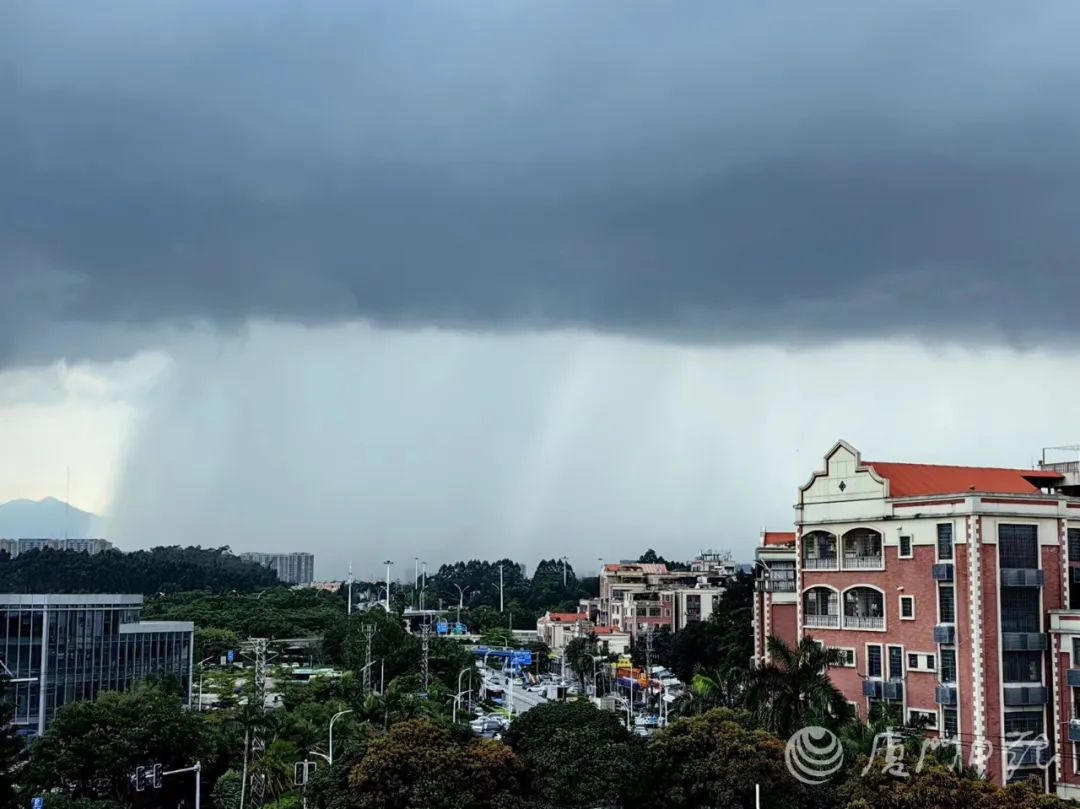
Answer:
[{"xmin": 754, "ymin": 440, "xmax": 1080, "ymax": 798}]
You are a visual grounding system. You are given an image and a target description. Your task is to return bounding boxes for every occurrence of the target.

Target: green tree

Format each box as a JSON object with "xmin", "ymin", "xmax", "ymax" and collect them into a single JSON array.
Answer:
[
  {"xmin": 346, "ymin": 719, "xmax": 525, "ymax": 809},
  {"xmin": 563, "ymin": 635, "xmax": 598, "ymax": 692},
  {"xmin": 0, "ymin": 675, "xmax": 25, "ymax": 809},
  {"xmin": 24, "ymin": 682, "xmax": 208, "ymax": 804},
  {"xmin": 632, "ymin": 708, "xmax": 817, "ymax": 809},
  {"xmin": 211, "ymin": 769, "xmax": 243, "ymax": 809},
  {"xmin": 672, "ymin": 666, "xmax": 747, "ymax": 717},
  {"xmin": 746, "ymin": 636, "xmax": 852, "ymax": 738},
  {"xmin": 503, "ymin": 700, "xmax": 643, "ymax": 809}
]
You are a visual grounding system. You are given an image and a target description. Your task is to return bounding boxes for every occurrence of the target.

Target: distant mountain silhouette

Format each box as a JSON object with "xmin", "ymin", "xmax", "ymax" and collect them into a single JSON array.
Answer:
[{"xmin": 0, "ymin": 497, "xmax": 106, "ymax": 539}]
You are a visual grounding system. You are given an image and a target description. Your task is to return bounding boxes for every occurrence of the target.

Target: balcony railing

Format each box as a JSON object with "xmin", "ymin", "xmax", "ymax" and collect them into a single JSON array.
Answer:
[
  {"xmin": 803, "ymin": 557, "xmax": 838, "ymax": 570},
  {"xmin": 804, "ymin": 613, "xmax": 839, "ymax": 628},
  {"xmin": 843, "ymin": 555, "xmax": 883, "ymax": 569},
  {"xmin": 844, "ymin": 615, "xmax": 884, "ymax": 630},
  {"xmin": 755, "ymin": 579, "xmax": 796, "ymax": 593}
]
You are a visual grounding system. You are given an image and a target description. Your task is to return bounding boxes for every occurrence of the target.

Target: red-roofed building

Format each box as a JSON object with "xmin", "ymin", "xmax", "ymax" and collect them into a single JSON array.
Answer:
[
  {"xmin": 536, "ymin": 610, "xmax": 592, "ymax": 651},
  {"xmin": 755, "ymin": 440, "xmax": 1080, "ymax": 796}
]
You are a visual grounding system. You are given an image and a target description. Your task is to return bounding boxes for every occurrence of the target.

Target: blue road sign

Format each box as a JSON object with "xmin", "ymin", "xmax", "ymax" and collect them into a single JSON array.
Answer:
[
  {"xmin": 32, "ymin": 796, "xmax": 44, "ymax": 809},
  {"xmin": 435, "ymin": 622, "xmax": 449, "ymax": 635},
  {"xmin": 226, "ymin": 649, "xmax": 235, "ymax": 664}
]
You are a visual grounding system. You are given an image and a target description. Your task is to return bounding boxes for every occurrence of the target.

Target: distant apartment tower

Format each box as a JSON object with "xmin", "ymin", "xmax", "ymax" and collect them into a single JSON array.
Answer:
[
  {"xmin": 0, "ymin": 538, "xmax": 113, "ymax": 558},
  {"xmin": 240, "ymin": 552, "xmax": 315, "ymax": 585},
  {"xmin": 0, "ymin": 594, "xmax": 194, "ymax": 735}
]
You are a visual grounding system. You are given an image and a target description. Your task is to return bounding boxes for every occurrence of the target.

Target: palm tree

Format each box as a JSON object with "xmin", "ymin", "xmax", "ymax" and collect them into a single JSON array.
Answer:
[
  {"xmin": 673, "ymin": 666, "xmax": 747, "ymax": 717},
  {"xmin": 747, "ymin": 636, "xmax": 852, "ymax": 738},
  {"xmin": 564, "ymin": 634, "xmax": 598, "ymax": 691}
]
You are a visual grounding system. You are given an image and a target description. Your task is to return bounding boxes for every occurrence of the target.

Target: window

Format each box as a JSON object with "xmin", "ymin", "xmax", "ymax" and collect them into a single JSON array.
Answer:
[
  {"xmin": 831, "ymin": 648, "xmax": 856, "ymax": 667},
  {"xmin": 899, "ymin": 595, "xmax": 915, "ymax": 620},
  {"xmin": 1073, "ymin": 637, "xmax": 1080, "ymax": 663},
  {"xmin": 1069, "ymin": 528, "xmax": 1080, "ymax": 562},
  {"xmin": 1004, "ymin": 711, "xmax": 1044, "ymax": 739},
  {"xmin": 938, "ymin": 585, "xmax": 955, "ymax": 623},
  {"xmin": 899, "ymin": 535, "xmax": 913, "ymax": 558},
  {"xmin": 908, "ymin": 708, "xmax": 939, "ymax": 730},
  {"xmin": 907, "ymin": 652, "xmax": 935, "ymax": 672},
  {"xmin": 867, "ymin": 644, "xmax": 883, "ymax": 678},
  {"xmin": 937, "ymin": 524, "xmax": 954, "ymax": 561},
  {"xmin": 943, "ymin": 708, "xmax": 958, "ymax": 739},
  {"xmin": 1002, "ymin": 651, "xmax": 1042, "ymax": 683},
  {"xmin": 940, "ymin": 649, "xmax": 957, "ymax": 683},
  {"xmin": 843, "ymin": 587, "xmax": 885, "ymax": 629},
  {"xmin": 998, "ymin": 524, "xmax": 1039, "ymax": 569},
  {"xmin": 1001, "ymin": 588, "xmax": 1040, "ymax": 633},
  {"xmin": 887, "ymin": 646, "xmax": 904, "ymax": 680}
]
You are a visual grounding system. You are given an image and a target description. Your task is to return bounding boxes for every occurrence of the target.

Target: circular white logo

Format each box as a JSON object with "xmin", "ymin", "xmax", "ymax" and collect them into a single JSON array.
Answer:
[{"xmin": 785, "ymin": 726, "xmax": 844, "ymax": 785}]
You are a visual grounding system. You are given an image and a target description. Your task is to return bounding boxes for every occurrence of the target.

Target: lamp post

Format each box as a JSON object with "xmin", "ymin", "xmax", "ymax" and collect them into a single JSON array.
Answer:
[
  {"xmin": 414, "ymin": 557, "xmax": 420, "ymax": 609},
  {"xmin": 452, "ymin": 584, "xmax": 469, "ymax": 626},
  {"xmin": 328, "ymin": 709, "xmax": 354, "ymax": 765},
  {"xmin": 383, "ymin": 561, "xmax": 393, "ymax": 611},
  {"xmin": 196, "ymin": 656, "xmax": 215, "ymax": 712},
  {"xmin": 346, "ymin": 562, "xmax": 354, "ymax": 615},
  {"xmin": 453, "ymin": 667, "xmax": 474, "ymax": 723}
]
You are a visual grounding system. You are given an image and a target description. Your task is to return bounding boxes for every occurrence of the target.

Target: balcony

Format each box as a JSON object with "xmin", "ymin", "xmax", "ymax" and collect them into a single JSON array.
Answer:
[
  {"xmin": 1003, "ymin": 686, "xmax": 1048, "ymax": 706},
  {"xmin": 1071, "ymin": 719, "xmax": 1080, "ymax": 743},
  {"xmin": 935, "ymin": 685, "xmax": 957, "ymax": 706},
  {"xmin": 843, "ymin": 587, "xmax": 885, "ymax": 630},
  {"xmin": 933, "ymin": 624, "xmax": 956, "ymax": 645},
  {"xmin": 1002, "ymin": 632, "xmax": 1048, "ymax": 651},
  {"xmin": 755, "ymin": 579, "xmax": 796, "ymax": 593},
  {"xmin": 1067, "ymin": 668, "xmax": 1080, "ymax": 688},
  {"xmin": 932, "ymin": 563, "xmax": 954, "ymax": 581},
  {"xmin": 843, "ymin": 554, "xmax": 884, "ymax": 570},
  {"xmin": 804, "ymin": 613, "xmax": 839, "ymax": 628},
  {"xmin": 803, "ymin": 556, "xmax": 839, "ymax": 571},
  {"xmin": 1008, "ymin": 742, "xmax": 1052, "ymax": 768},
  {"xmin": 1000, "ymin": 569, "xmax": 1044, "ymax": 587}
]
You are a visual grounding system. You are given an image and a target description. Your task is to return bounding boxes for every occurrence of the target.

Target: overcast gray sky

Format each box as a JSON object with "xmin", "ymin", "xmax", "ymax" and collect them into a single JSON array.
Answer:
[{"xmin": 4, "ymin": 2, "xmax": 1080, "ymax": 577}]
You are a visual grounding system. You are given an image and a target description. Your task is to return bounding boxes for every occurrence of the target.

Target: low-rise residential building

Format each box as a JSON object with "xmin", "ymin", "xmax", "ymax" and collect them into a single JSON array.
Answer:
[
  {"xmin": 752, "ymin": 531, "xmax": 797, "ymax": 668},
  {"xmin": 0, "ymin": 594, "xmax": 194, "ymax": 735},
  {"xmin": 593, "ymin": 625, "xmax": 631, "ymax": 656},
  {"xmin": 537, "ymin": 611, "xmax": 592, "ymax": 651},
  {"xmin": 754, "ymin": 439, "xmax": 1080, "ymax": 796}
]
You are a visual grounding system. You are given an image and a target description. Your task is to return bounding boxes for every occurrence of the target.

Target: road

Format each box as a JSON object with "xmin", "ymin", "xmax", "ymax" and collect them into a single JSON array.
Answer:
[{"xmin": 483, "ymin": 671, "xmax": 549, "ymax": 715}]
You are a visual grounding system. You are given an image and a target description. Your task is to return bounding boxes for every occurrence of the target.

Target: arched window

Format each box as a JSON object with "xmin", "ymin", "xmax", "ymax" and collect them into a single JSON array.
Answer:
[
  {"xmin": 843, "ymin": 586, "xmax": 885, "ymax": 630},
  {"xmin": 842, "ymin": 528, "xmax": 882, "ymax": 569},
  {"xmin": 803, "ymin": 531, "xmax": 838, "ymax": 570},
  {"xmin": 803, "ymin": 587, "xmax": 839, "ymax": 628}
]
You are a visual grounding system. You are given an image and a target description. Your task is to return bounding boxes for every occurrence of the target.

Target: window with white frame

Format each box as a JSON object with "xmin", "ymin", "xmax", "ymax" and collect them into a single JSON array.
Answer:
[
  {"xmin": 908, "ymin": 708, "xmax": 939, "ymax": 730},
  {"xmin": 906, "ymin": 652, "xmax": 936, "ymax": 672},
  {"xmin": 899, "ymin": 595, "xmax": 915, "ymax": 620},
  {"xmin": 899, "ymin": 534, "xmax": 913, "ymax": 559},
  {"xmin": 832, "ymin": 647, "xmax": 856, "ymax": 667}
]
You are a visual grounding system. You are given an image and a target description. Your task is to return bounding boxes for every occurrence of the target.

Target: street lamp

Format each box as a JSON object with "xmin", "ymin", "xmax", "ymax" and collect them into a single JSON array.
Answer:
[
  {"xmin": 452, "ymin": 584, "xmax": 471, "ymax": 625},
  {"xmin": 328, "ymin": 709, "xmax": 354, "ymax": 765},
  {"xmin": 383, "ymin": 561, "xmax": 393, "ymax": 611},
  {"xmin": 453, "ymin": 667, "xmax": 474, "ymax": 723},
  {"xmin": 196, "ymin": 656, "xmax": 215, "ymax": 712}
]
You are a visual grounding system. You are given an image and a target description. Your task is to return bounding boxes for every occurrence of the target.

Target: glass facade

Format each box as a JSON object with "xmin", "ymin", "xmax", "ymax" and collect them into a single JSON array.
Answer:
[{"xmin": 0, "ymin": 595, "xmax": 192, "ymax": 735}]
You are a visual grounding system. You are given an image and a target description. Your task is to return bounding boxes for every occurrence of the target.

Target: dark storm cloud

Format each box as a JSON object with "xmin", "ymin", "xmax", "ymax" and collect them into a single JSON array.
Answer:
[{"xmin": 4, "ymin": 0, "xmax": 1080, "ymax": 363}]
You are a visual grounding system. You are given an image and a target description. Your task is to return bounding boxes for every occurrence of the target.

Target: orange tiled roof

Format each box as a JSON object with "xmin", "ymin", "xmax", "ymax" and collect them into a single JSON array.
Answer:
[
  {"xmin": 866, "ymin": 461, "xmax": 1063, "ymax": 498},
  {"xmin": 546, "ymin": 612, "xmax": 588, "ymax": 623}
]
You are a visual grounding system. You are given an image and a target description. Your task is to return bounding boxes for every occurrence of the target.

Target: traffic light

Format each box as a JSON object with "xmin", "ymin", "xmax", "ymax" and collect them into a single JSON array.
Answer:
[
  {"xmin": 134, "ymin": 766, "xmax": 146, "ymax": 792},
  {"xmin": 152, "ymin": 763, "xmax": 163, "ymax": 789}
]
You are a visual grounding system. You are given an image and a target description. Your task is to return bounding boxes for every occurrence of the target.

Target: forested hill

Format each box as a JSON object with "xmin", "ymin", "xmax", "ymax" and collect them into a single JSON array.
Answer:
[{"xmin": 0, "ymin": 546, "xmax": 279, "ymax": 594}]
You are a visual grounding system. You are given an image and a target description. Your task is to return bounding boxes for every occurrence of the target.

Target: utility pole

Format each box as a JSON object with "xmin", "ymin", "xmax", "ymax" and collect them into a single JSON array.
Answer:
[
  {"xmin": 498, "ymin": 564, "xmax": 504, "ymax": 613},
  {"xmin": 420, "ymin": 620, "xmax": 431, "ymax": 695},
  {"xmin": 413, "ymin": 557, "xmax": 419, "ymax": 610},
  {"xmin": 361, "ymin": 624, "xmax": 375, "ymax": 695},
  {"xmin": 383, "ymin": 560, "xmax": 393, "ymax": 611},
  {"xmin": 240, "ymin": 637, "xmax": 273, "ymax": 809},
  {"xmin": 347, "ymin": 561, "xmax": 354, "ymax": 616},
  {"xmin": 561, "ymin": 556, "xmax": 568, "ymax": 588}
]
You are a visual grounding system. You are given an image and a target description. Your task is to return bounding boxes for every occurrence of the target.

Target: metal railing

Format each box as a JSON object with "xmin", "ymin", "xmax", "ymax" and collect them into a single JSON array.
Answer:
[
  {"xmin": 842, "ymin": 555, "xmax": 883, "ymax": 569},
  {"xmin": 844, "ymin": 615, "xmax": 884, "ymax": 630},
  {"xmin": 804, "ymin": 613, "xmax": 839, "ymax": 628},
  {"xmin": 803, "ymin": 557, "xmax": 838, "ymax": 570}
]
